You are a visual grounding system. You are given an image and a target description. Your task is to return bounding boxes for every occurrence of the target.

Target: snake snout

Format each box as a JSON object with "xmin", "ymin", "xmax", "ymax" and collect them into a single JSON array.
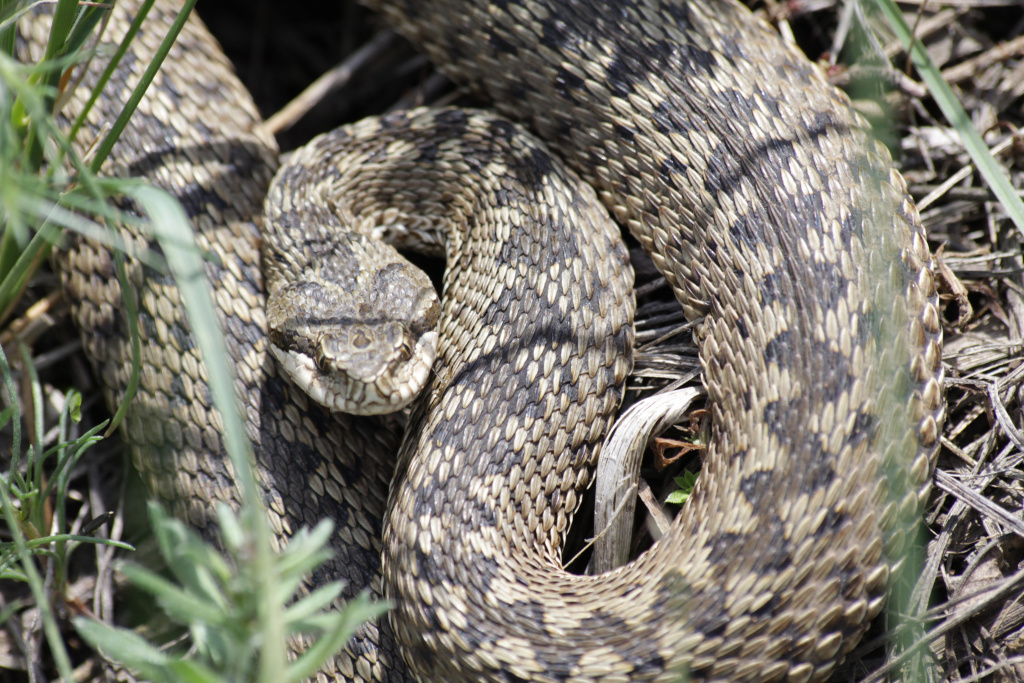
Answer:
[
  {"xmin": 263, "ymin": 221, "xmax": 444, "ymax": 414},
  {"xmin": 271, "ymin": 315, "xmax": 438, "ymax": 416}
]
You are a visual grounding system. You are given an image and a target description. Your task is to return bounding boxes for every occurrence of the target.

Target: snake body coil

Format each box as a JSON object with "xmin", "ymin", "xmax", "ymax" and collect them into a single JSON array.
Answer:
[
  {"xmin": 36, "ymin": 0, "xmax": 946, "ymax": 681},
  {"xmin": 361, "ymin": 1, "xmax": 945, "ymax": 680}
]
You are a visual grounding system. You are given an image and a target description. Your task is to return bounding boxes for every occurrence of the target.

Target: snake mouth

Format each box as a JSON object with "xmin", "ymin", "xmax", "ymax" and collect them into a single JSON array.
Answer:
[{"xmin": 271, "ymin": 329, "xmax": 438, "ymax": 415}]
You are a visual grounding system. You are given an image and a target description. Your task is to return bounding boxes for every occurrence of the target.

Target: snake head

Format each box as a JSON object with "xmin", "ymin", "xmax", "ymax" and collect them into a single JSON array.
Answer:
[{"xmin": 267, "ymin": 273, "xmax": 440, "ymax": 415}]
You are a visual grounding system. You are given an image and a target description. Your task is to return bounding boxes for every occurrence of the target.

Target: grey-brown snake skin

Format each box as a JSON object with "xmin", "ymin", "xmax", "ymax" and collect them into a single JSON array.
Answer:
[{"xmin": 32, "ymin": 0, "xmax": 946, "ymax": 680}]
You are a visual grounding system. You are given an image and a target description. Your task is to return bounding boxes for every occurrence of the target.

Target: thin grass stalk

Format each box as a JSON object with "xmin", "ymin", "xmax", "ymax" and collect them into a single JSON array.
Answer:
[
  {"xmin": 87, "ymin": 0, "xmax": 195, "ymax": 174},
  {"xmin": 872, "ymin": 0, "xmax": 1024, "ymax": 240},
  {"xmin": 0, "ymin": 342, "xmax": 74, "ymax": 680}
]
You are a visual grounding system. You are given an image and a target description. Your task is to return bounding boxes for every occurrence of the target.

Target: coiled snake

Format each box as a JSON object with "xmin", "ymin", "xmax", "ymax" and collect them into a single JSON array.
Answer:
[{"xmin": 36, "ymin": 0, "xmax": 946, "ymax": 680}]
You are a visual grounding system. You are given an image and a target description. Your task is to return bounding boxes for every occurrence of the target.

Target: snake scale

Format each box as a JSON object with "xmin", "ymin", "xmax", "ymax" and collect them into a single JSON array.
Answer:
[{"xmin": 29, "ymin": 0, "xmax": 947, "ymax": 680}]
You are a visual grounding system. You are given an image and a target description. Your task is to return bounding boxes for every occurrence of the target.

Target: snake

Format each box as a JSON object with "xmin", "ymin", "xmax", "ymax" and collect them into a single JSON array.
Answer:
[{"xmin": 26, "ymin": 0, "xmax": 948, "ymax": 680}]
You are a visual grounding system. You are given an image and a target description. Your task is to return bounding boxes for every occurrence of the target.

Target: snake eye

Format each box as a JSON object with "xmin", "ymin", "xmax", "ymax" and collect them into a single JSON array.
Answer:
[
  {"xmin": 314, "ymin": 345, "xmax": 330, "ymax": 371},
  {"xmin": 316, "ymin": 331, "xmax": 346, "ymax": 371},
  {"xmin": 396, "ymin": 340, "xmax": 412, "ymax": 362}
]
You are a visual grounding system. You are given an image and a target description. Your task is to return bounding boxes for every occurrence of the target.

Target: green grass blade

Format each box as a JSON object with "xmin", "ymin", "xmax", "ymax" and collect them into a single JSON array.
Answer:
[
  {"xmin": 0, "ymin": 330, "xmax": 20, "ymax": 481},
  {"xmin": 87, "ymin": 0, "xmax": 197, "ymax": 174},
  {"xmin": 120, "ymin": 563, "xmax": 229, "ymax": 625},
  {"xmin": 119, "ymin": 185, "xmax": 256, "ymax": 509},
  {"xmin": 21, "ymin": 0, "xmax": 79, "ymax": 169},
  {"xmin": 74, "ymin": 616, "xmax": 172, "ymax": 679},
  {"xmin": 287, "ymin": 593, "xmax": 389, "ymax": 683},
  {"xmin": 18, "ymin": 341, "xmax": 46, "ymax": 538},
  {"xmin": 872, "ymin": 0, "xmax": 1024, "ymax": 240},
  {"xmin": 65, "ymin": 0, "xmax": 151, "ymax": 148},
  {"xmin": 0, "ymin": 405, "xmax": 74, "ymax": 682},
  {"xmin": 121, "ymin": 183, "xmax": 288, "ymax": 681},
  {"xmin": 62, "ymin": 3, "xmax": 107, "ymax": 60},
  {"xmin": 23, "ymin": 534, "xmax": 133, "ymax": 550}
]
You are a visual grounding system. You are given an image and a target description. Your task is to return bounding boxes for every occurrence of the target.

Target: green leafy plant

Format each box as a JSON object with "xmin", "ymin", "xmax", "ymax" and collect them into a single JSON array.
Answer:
[
  {"xmin": 665, "ymin": 470, "xmax": 698, "ymax": 506},
  {"xmin": 0, "ymin": 344, "xmax": 129, "ymax": 680},
  {"xmin": 76, "ymin": 504, "xmax": 387, "ymax": 683},
  {"xmin": 1, "ymin": 2, "xmax": 382, "ymax": 680}
]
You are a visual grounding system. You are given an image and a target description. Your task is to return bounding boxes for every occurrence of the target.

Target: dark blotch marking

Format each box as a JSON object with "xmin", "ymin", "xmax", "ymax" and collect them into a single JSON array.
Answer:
[
  {"xmin": 569, "ymin": 612, "xmax": 667, "ymax": 676},
  {"xmin": 416, "ymin": 140, "xmax": 440, "ymax": 164},
  {"xmin": 763, "ymin": 136, "xmax": 795, "ymax": 167},
  {"xmin": 604, "ymin": 53, "xmax": 636, "ymax": 98},
  {"xmin": 751, "ymin": 593, "xmax": 781, "ymax": 621},
  {"xmin": 661, "ymin": 1, "xmax": 694, "ymax": 29},
  {"xmin": 799, "ymin": 439, "xmax": 837, "ymax": 491},
  {"xmin": 851, "ymin": 409, "xmax": 875, "ymax": 437},
  {"xmin": 727, "ymin": 214, "xmax": 760, "ymax": 251},
  {"xmin": 757, "ymin": 270, "xmax": 788, "ymax": 309},
  {"xmin": 539, "ymin": 15, "xmax": 568, "ymax": 50},
  {"xmin": 553, "ymin": 64, "xmax": 585, "ymax": 93},
  {"xmin": 506, "ymin": 78, "xmax": 527, "ymax": 101},
  {"xmin": 703, "ymin": 138, "xmax": 742, "ymax": 197},
  {"xmin": 684, "ymin": 43, "xmax": 716, "ymax": 73},
  {"xmin": 169, "ymin": 374, "xmax": 186, "ymax": 403},
  {"xmin": 762, "ymin": 400, "xmax": 782, "ymax": 431},
  {"xmin": 610, "ymin": 122, "xmax": 634, "ymax": 143},
  {"xmin": 171, "ymin": 317, "xmax": 194, "ymax": 351},
  {"xmin": 486, "ymin": 116, "xmax": 518, "ymax": 143},
  {"xmin": 433, "ymin": 108, "xmax": 470, "ymax": 134},
  {"xmin": 524, "ymin": 145, "xmax": 555, "ymax": 179},
  {"xmin": 711, "ymin": 522, "xmax": 792, "ymax": 574},
  {"xmin": 735, "ymin": 316, "xmax": 749, "ymax": 340},
  {"xmin": 645, "ymin": 38, "xmax": 680, "ymax": 65},
  {"xmin": 806, "ymin": 259, "xmax": 847, "ymax": 312},
  {"xmin": 488, "ymin": 31, "xmax": 518, "ymax": 57},
  {"xmin": 651, "ymin": 100, "xmax": 681, "ymax": 136},
  {"xmin": 658, "ymin": 153, "xmax": 688, "ymax": 178},
  {"xmin": 739, "ymin": 470, "xmax": 773, "ymax": 503}
]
